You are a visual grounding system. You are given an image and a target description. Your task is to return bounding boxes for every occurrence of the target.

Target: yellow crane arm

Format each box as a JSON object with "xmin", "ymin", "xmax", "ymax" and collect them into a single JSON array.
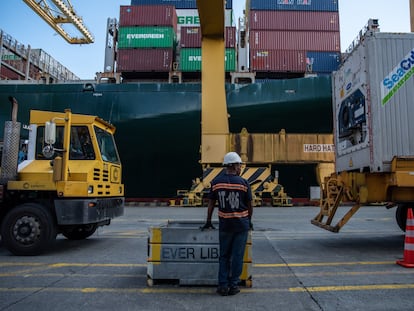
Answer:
[
  {"xmin": 197, "ymin": 0, "xmax": 229, "ymax": 164},
  {"xmin": 22, "ymin": 0, "xmax": 94, "ymax": 44}
]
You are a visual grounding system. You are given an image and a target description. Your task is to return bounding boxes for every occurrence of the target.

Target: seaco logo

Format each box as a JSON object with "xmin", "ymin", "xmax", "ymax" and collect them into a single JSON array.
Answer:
[{"xmin": 381, "ymin": 48, "xmax": 414, "ymax": 105}]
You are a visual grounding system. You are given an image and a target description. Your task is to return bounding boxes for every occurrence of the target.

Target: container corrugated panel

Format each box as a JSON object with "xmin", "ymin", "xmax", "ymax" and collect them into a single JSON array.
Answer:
[
  {"xmin": 0, "ymin": 66, "xmax": 22, "ymax": 80},
  {"xmin": 333, "ymin": 32, "xmax": 414, "ymax": 173},
  {"xmin": 118, "ymin": 26, "xmax": 176, "ymax": 48},
  {"xmin": 226, "ymin": 27, "xmax": 236, "ymax": 49},
  {"xmin": 250, "ymin": 49, "xmax": 306, "ymax": 72},
  {"xmin": 306, "ymin": 51, "xmax": 340, "ymax": 73},
  {"xmin": 225, "ymin": 48, "xmax": 236, "ymax": 72},
  {"xmin": 176, "ymin": 9, "xmax": 233, "ymax": 27},
  {"xmin": 249, "ymin": 30, "xmax": 340, "ymax": 51},
  {"xmin": 180, "ymin": 27, "xmax": 236, "ymax": 48},
  {"xmin": 131, "ymin": 0, "xmax": 233, "ymax": 9},
  {"xmin": 249, "ymin": 10, "xmax": 339, "ymax": 31},
  {"xmin": 119, "ymin": 5, "xmax": 177, "ymax": 29},
  {"xmin": 179, "ymin": 48, "xmax": 236, "ymax": 72},
  {"xmin": 116, "ymin": 48, "xmax": 173, "ymax": 72},
  {"xmin": 249, "ymin": 0, "xmax": 338, "ymax": 11},
  {"xmin": 179, "ymin": 27, "xmax": 202, "ymax": 48}
]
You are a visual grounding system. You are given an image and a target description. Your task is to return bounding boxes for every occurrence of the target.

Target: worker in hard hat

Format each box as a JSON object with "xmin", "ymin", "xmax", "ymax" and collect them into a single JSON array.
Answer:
[{"xmin": 202, "ymin": 152, "xmax": 253, "ymax": 296}]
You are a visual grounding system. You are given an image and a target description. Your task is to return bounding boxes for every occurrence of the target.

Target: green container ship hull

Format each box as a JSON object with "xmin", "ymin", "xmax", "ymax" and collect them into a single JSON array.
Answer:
[{"xmin": 0, "ymin": 76, "xmax": 332, "ymax": 199}]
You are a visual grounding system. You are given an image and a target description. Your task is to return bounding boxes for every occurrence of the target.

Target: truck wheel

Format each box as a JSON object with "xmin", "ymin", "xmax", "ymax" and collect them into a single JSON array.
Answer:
[
  {"xmin": 61, "ymin": 224, "xmax": 97, "ymax": 240},
  {"xmin": 1, "ymin": 203, "xmax": 57, "ymax": 256},
  {"xmin": 395, "ymin": 205, "xmax": 412, "ymax": 232}
]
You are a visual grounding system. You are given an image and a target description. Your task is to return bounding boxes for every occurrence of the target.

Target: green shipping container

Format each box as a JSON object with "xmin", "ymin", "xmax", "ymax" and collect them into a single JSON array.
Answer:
[
  {"xmin": 179, "ymin": 48, "xmax": 236, "ymax": 72},
  {"xmin": 118, "ymin": 26, "xmax": 176, "ymax": 48}
]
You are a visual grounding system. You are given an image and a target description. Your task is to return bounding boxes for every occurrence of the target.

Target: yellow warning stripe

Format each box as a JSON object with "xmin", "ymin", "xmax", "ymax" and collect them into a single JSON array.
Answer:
[
  {"xmin": 289, "ymin": 284, "xmax": 414, "ymax": 292},
  {"xmin": 202, "ymin": 168, "xmax": 224, "ymax": 185},
  {"xmin": 241, "ymin": 167, "xmax": 270, "ymax": 184},
  {"xmin": 149, "ymin": 227, "xmax": 162, "ymax": 243},
  {"xmin": 0, "ymin": 284, "xmax": 414, "ymax": 294},
  {"xmin": 0, "ymin": 261, "xmax": 395, "ymax": 268},
  {"xmin": 241, "ymin": 167, "xmax": 258, "ymax": 181},
  {"xmin": 253, "ymin": 261, "xmax": 395, "ymax": 267}
]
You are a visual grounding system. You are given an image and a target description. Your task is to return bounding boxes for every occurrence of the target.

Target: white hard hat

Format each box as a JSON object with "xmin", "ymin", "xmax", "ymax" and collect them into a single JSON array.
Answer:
[{"xmin": 222, "ymin": 152, "xmax": 242, "ymax": 166}]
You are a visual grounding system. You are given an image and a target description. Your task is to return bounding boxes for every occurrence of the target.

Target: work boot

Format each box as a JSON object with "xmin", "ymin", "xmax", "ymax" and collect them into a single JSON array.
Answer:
[
  {"xmin": 216, "ymin": 286, "xmax": 229, "ymax": 296},
  {"xmin": 228, "ymin": 286, "xmax": 240, "ymax": 295}
]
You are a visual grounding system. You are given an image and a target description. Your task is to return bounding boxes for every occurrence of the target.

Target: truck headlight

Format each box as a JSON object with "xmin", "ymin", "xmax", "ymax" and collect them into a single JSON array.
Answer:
[{"xmin": 88, "ymin": 185, "xmax": 94, "ymax": 194}]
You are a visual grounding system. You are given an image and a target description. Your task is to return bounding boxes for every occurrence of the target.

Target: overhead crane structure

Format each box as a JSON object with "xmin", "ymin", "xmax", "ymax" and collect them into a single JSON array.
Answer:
[
  {"xmin": 22, "ymin": 0, "xmax": 94, "ymax": 44},
  {"xmin": 175, "ymin": 0, "xmax": 334, "ymax": 207}
]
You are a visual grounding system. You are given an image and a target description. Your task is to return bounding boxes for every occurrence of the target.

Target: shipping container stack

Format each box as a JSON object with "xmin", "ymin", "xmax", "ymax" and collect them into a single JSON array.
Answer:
[
  {"xmin": 116, "ymin": 5, "xmax": 177, "ymax": 80},
  {"xmin": 179, "ymin": 26, "xmax": 236, "ymax": 77},
  {"xmin": 248, "ymin": 0, "xmax": 341, "ymax": 79},
  {"xmin": 127, "ymin": 0, "xmax": 234, "ymax": 82},
  {"xmin": 175, "ymin": 0, "xmax": 235, "ymax": 80}
]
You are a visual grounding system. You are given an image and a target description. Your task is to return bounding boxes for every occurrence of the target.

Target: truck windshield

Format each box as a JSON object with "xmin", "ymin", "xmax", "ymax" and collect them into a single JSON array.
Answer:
[{"xmin": 94, "ymin": 126, "xmax": 120, "ymax": 164}]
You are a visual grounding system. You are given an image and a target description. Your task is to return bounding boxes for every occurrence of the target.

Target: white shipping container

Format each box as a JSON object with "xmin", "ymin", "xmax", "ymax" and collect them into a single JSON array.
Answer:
[{"xmin": 333, "ymin": 32, "xmax": 414, "ymax": 173}]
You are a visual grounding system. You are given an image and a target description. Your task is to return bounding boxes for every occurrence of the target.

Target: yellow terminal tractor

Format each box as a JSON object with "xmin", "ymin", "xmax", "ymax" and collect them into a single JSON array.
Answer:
[{"xmin": 0, "ymin": 98, "xmax": 124, "ymax": 255}]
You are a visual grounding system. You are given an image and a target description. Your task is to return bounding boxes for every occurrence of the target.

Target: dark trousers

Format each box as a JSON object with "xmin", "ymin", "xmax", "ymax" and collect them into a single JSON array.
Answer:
[{"xmin": 218, "ymin": 230, "xmax": 248, "ymax": 287}]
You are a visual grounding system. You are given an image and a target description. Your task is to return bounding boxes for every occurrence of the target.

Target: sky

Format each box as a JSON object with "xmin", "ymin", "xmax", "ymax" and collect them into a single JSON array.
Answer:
[{"xmin": 0, "ymin": 1, "xmax": 410, "ymax": 80}]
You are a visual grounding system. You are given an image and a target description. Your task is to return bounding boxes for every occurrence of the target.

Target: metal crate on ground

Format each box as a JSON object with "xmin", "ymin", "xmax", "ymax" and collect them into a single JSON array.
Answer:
[{"xmin": 147, "ymin": 220, "xmax": 252, "ymax": 286}]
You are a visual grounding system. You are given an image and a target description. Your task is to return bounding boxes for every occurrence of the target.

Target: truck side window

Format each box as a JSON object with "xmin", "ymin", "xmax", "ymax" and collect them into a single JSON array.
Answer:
[
  {"xmin": 36, "ymin": 126, "xmax": 64, "ymax": 159},
  {"xmin": 70, "ymin": 126, "xmax": 95, "ymax": 160},
  {"xmin": 36, "ymin": 126, "xmax": 95, "ymax": 160},
  {"xmin": 94, "ymin": 126, "xmax": 120, "ymax": 164}
]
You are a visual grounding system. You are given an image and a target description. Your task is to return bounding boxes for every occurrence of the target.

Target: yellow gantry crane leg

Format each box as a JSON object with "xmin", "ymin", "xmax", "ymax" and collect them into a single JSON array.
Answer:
[
  {"xmin": 22, "ymin": 0, "xmax": 94, "ymax": 44},
  {"xmin": 197, "ymin": 0, "xmax": 229, "ymax": 165}
]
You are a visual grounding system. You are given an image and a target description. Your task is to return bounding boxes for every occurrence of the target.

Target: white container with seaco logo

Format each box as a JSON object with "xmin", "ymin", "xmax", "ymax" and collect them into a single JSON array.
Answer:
[{"xmin": 332, "ymin": 31, "xmax": 414, "ymax": 173}]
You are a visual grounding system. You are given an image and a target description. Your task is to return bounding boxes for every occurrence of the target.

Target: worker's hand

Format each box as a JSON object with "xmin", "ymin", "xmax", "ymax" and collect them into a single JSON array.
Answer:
[
  {"xmin": 249, "ymin": 220, "xmax": 254, "ymax": 231},
  {"xmin": 201, "ymin": 221, "xmax": 215, "ymax": 230}
]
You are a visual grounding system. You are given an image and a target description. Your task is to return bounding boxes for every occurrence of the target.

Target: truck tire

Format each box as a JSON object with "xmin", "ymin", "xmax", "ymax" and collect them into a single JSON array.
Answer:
[
  {"xmin": 1, "ymin": 203, "xmax": 57, "ymax": 256},
  {"xmin": 61, "ymin": 224, "xmax": 97, "ymax": 240},
  {"xmin": 395, "ymin": 205, "xmax": 413, "ymax": 232}
]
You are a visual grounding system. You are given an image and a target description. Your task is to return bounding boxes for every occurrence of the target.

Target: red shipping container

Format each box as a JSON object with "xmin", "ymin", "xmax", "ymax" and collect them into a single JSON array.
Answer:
[
  {"xmin": 0, "ymin": 66, "xmax": 23, "ymax": 80},
  {"xmin": 119, "ymin": 5, "xmax": 177, "ymax": 29},
  {"xmin": 180, "ymin": 26, "xmax": 236, "ymax": 48},
  {"xmin": 249, "ymin": 10, "xmax": 340, "ymax": 32},
  {"xmin": 116, "ymin": 48, "xmax": 173, "ymax": 72},
  {"xmin": 250, "ymin": 49, "xmax": 306, "ymax": 72},
  {"xmin": 249, "ymin": 30, "xmax": 340, "ymax": 51},
  {"xmin": 226, "ymin": 27, "xmax": 236, "ymax": 48}
]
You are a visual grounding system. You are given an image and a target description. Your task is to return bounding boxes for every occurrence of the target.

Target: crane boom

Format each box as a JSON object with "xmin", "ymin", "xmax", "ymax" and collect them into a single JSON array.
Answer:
[{"xmin": 22, "ymin": 0, "xmax": 94, "ymax": 44}]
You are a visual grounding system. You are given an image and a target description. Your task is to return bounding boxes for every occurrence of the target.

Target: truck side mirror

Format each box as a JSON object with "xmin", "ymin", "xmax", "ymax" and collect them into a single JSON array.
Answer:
[
  {"xmin": 45, "ymin": 121, "xmax": 56, "ymax": 145},
  {"xmin": 42, "ymin": 145, "xmax": 55, "ymax": 158},
  {"xmin": 43, "ymin": 121, "xmax": 56, "ymax": 158}
]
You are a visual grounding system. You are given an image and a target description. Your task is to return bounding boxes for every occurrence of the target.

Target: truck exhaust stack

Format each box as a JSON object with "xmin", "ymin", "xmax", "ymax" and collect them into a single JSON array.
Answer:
[{"xmin": 0, "ymin": 97, "xmax": 21, "ymax": 183}]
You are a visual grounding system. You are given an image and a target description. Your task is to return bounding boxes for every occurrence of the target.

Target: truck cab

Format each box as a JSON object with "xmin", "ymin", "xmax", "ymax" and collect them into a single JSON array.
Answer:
[{"xmin": 1, "ymin": 109, "xmax": 124, "ymax": 255}]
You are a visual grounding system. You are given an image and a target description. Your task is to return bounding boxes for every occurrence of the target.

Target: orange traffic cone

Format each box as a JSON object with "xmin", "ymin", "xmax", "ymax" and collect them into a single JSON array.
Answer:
[{"xmin": 396, "ymin": 208, "xmax": 414, "ymax": 268}]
